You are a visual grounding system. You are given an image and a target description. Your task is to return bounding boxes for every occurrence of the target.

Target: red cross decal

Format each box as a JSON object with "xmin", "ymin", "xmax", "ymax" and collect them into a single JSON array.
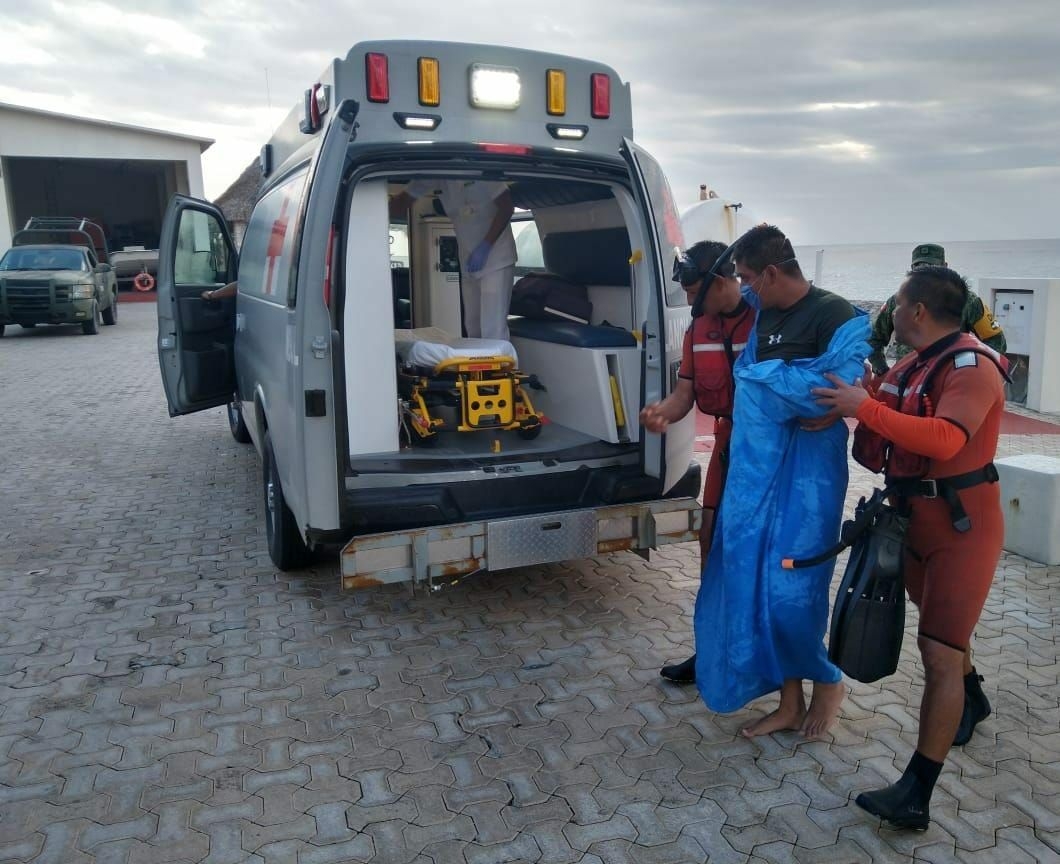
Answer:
[{"xmin": 264, "ymin": 197, "xmax": 290, "ymax": 296}]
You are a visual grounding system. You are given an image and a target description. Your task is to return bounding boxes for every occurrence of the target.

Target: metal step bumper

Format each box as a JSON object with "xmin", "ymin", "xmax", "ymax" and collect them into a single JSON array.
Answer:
[{"xmin": 340, "ymin": 497, "xmax": 701, "ymax": 590}]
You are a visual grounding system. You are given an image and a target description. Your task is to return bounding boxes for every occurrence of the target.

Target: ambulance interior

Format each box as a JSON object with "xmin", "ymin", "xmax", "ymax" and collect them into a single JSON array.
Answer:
[{"xmin": 342, "ymin": 173, "xmax": 653, "ymax": 470}]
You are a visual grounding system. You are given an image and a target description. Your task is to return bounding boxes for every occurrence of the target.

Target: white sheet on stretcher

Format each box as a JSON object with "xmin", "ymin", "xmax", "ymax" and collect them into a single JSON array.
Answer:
[{"xmin": 394, "ymin": 327, "xmax": 519, "ymax": 368}]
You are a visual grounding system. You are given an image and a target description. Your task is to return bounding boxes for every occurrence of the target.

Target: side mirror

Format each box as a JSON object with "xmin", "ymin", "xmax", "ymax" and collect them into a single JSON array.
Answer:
[{"xmin": 96, "ymin": 263, "xmax": 112, "ymax": 273}]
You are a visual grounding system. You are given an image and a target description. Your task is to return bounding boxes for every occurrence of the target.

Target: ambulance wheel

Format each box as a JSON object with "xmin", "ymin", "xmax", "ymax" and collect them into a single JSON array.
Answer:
[
  {"xmin": 82, "ymin": 301, "xmax": 101, "ymax": 335},
  {"xmin": 263, "ymin": 431, "xmax": 310, "ymax": 571},
  {"xmin": 228, "ymin": 398, "xmax": 252, "ymax": 444},
  {"xmin": 517, "ymin": 425, "xmax": 542, "ymax": 440}
]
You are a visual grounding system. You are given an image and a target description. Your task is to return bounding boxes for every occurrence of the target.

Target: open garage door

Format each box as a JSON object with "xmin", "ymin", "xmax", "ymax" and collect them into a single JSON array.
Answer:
[{"xmin": 4, "ymin": 156, "xmax": 184, "ymax": 289}]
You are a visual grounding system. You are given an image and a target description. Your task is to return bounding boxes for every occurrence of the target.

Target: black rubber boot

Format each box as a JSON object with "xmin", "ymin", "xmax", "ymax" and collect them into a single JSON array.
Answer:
[
  {"xmin": 660, "ymin": 654, "xmax": 696, "ymax": 684},
  {"xmin": 856, "ymin": 774, "xmax": 930, "ymax": 830},
  {"xmin": 952, "ymin": 670, "xmax": 991, "ymax": 747},
  {"xmin": 856, "ymin": 751, "xmax": 940, "ymax": 831}
]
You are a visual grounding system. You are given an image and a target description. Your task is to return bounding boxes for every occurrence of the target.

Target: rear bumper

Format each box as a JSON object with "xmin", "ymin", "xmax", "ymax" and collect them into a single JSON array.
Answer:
[{"xmin": 340, "ymin": 495, "xmax": 701, "ymax": 590}]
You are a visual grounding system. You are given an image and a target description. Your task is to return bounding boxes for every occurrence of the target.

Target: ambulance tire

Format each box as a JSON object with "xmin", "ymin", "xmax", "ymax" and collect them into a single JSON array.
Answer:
[
  {"xmin": 228, "ymin": 398, "xmax": 252, "ymax": 444},
  {"xmin": 263, "ymin": 431, "xmax": 310, "ymax": 571}
]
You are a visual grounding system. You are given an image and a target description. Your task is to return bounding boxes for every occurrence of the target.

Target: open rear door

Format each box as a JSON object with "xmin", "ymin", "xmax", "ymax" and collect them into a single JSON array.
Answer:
[
  {"xmin": 621, "ymin": 140, "xmax": 695, "ymax": 493},
  {"xmin": 156, "ymin": 196, "xmax": 238, "ymax": 417}
]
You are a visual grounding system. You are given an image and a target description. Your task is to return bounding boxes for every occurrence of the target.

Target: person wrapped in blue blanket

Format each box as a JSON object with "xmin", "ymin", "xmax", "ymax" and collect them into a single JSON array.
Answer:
[{"xmin": 694, "ymin": 225, "xmax": 871, "ymax": 739}]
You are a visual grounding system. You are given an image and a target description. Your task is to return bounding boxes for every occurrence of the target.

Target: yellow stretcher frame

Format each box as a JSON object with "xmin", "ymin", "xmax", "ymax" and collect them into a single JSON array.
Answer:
[{"xmin": 402, "ymin": 354, "xmax": 542, "ymax": 443}]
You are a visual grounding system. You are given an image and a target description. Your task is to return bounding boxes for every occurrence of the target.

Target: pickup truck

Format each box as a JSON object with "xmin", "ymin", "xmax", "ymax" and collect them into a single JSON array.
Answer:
[{"xmin": 0, "ymin": 218, "xmax": 118, "ymax": 336}]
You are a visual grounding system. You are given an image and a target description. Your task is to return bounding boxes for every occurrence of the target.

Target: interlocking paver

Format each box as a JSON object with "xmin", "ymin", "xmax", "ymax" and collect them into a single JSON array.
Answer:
[
  {"xmin": 1, "ymin": 304, "xmax": 1058, "ymax": 863},
  {"xmin": 241, "ymin": 813, "xmax": 316, "ymax": 853}
]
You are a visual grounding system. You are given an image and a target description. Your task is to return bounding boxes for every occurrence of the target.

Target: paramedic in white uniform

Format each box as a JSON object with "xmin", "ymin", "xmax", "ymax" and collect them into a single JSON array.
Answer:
[{"xmin": 391, "ymin": 180, "xmax": 517, "ymax": 339}]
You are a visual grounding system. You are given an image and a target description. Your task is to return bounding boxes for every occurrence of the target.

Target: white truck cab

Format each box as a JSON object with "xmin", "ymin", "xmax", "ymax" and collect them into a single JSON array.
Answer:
[{"xmin": 157, "ymin": 40, "xmax": 701, "ymax": 586}]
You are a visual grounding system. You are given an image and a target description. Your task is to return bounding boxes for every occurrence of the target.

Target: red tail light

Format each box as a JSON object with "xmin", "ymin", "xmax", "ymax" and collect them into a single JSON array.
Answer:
[
  {"xmin": 479, "ymin": 142, "xmax": 531, "ymax": 155},
  {"xmin": 323, "ymin": 225, "xmax": 335, "ymax": 309},
  {"xmin": 366, "ymin": 53, "xmax": 389, "ymax": 103},
  {"xmin": 591, "ymin": 73, "xmax": 611, "ymax": 119}
]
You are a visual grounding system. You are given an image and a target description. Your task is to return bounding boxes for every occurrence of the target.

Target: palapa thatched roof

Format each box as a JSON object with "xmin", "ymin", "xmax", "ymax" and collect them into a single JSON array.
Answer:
[{"xmin": 214, "ymin": 159, "xmax": 262, "ymax": 224}]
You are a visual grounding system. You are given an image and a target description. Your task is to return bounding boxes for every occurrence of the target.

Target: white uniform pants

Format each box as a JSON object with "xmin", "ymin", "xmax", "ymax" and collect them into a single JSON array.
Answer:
[{"xmin": 462, "ymin": 265, "xmax": 514, "ymax": 340}]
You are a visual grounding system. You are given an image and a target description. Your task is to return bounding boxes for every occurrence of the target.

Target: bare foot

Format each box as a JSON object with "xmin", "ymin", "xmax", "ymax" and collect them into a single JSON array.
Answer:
[
  {"xmin": 800, "ymin": 681, "xmax": 845, "ymax": 739},
  {"xmin": 741, "ymin": 700, "xmax": 807, "ymax": 738}
]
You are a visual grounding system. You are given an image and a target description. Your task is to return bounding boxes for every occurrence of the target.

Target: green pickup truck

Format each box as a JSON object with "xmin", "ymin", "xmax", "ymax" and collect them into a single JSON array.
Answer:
[{"xmin": 0, "ymin": 218, "xmax": 118, "ymax": 336}]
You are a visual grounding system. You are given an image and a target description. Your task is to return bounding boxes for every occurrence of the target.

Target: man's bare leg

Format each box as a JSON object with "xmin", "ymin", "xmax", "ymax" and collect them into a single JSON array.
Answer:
[
  {"xmin": 801, "ymin": 679, "xmax": 846, "ymax": 739},
  {"xmin": 917, "ymin": 638, "xmax": 965, "ymax": 760},
  {"xmin": 741, "ymin": 679, "xmax": 806, "ymax": 737},
  {"xmin": 699, "ymin": 508, "xmax": 716, "ymax": 563}
]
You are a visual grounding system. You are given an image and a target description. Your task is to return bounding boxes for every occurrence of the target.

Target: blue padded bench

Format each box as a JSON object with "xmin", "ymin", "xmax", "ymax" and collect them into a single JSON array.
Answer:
[{"xmin": 508, "ymin": 316, "xmax": 637, "ymax": 348}]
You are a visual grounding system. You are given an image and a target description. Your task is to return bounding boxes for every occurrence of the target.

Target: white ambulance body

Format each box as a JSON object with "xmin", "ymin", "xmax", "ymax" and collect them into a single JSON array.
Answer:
[{"xmin": 157, "ymin": 40, "xmax": 701, "ymax": 587}]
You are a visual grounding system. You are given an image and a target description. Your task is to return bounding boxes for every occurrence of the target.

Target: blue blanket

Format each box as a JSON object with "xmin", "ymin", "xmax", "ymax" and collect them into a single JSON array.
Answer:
[{"xmin": 694, "ymin": 312, "xmax": 870, "ymax": 713}]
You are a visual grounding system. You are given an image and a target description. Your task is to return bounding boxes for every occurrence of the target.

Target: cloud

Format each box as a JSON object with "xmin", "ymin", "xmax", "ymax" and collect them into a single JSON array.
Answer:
[{"xmin": 0, "ymin": 0, "xmax": 1057, "ymax": 242}]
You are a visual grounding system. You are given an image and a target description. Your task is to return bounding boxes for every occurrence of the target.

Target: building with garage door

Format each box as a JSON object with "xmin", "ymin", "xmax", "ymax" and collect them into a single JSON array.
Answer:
[{"xmin": 0, "ymin": 102, "xmax": 212, "ymax": 253}]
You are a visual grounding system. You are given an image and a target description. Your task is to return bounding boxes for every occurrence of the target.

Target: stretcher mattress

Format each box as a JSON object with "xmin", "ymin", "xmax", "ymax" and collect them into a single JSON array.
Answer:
[{"xmin": 394, "ymin": 327, "xmax": 519, "ymax": 368}]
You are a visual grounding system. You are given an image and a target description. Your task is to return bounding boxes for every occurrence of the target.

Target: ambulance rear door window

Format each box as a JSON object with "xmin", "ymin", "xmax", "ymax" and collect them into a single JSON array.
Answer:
[{"xmin": 625, "ymin": 143, "xmax": 686, "ymax": 307}]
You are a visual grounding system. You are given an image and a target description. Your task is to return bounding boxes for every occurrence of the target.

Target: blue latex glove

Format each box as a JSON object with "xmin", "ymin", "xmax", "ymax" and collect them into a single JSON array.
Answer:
[{"xmin": 466, "ymin": 240, "xmax": 492, "ymax": 273}]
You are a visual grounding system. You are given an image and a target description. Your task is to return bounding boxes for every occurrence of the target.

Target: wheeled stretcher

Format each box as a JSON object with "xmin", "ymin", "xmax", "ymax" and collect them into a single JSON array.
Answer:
[{"xmin": 394, "ymin": 329, "xmax": 542, "ymax": 445}]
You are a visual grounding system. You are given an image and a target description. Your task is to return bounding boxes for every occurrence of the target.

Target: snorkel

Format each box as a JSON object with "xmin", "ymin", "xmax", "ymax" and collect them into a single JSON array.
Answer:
[{"xmin": 672, "ymin": 239, "xmax": 740, "ymax": 319}]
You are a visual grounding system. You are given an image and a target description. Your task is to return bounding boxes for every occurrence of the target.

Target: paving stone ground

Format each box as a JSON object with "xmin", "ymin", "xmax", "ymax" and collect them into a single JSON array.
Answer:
[{"xmin": 1, "ymin": 304, "xmax": 1057, "ymax": 864}]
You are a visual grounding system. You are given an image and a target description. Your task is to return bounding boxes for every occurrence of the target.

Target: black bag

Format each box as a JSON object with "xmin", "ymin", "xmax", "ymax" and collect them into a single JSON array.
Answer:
[
  {"xmin": 510, "ymin": 272, "xmax": 592, "ymax": 325},
  {"xmin": 828, "ymin": 493, "xmax": 909, "ymax": 683}
]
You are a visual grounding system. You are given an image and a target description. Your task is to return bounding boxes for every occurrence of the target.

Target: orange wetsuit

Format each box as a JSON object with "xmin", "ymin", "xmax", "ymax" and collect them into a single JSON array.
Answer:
[{"xmin": 853, "ymin": 333, "xmax": 1006, "ymax": 650}]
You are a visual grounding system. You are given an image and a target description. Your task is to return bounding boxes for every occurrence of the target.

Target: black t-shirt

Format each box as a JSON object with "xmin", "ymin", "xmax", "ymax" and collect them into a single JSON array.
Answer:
[{"xmin": 757, "ymin": 286, "xmax": 855, "ymax": 362}]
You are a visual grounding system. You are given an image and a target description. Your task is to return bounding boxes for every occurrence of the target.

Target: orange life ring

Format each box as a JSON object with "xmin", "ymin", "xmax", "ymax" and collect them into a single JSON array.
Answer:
[{"xmin": 133, "ymin": 272, "xmax": 155, "ymax": 292}]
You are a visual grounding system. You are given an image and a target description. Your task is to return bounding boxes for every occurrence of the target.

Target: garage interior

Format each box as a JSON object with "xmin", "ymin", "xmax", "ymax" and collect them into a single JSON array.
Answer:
[{"xmin": 3, "ymin": 155, "xmax": 185, "ymax": 252}]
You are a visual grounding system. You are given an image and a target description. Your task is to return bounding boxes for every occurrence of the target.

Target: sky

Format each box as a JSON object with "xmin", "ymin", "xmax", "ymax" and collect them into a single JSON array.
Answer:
[{"xmin": 1, "ymin": 0, "xmax": 1058, "ymax": 245}]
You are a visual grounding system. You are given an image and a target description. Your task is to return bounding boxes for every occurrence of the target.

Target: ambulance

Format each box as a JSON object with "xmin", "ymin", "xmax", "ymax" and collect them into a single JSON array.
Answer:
[{"xmin": 156, "ymin": 40, "xmax": 701, "ymax": 587}]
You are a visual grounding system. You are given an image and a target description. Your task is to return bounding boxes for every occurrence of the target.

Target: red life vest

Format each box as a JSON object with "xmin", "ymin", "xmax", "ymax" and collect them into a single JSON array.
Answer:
[
  {"xmin": 852, "ymin": 332, "xmax": 1010, "ymax": 478},
  {"xmin": 688, "ymin": 303, "xmax": 754, "ymax": 417}
]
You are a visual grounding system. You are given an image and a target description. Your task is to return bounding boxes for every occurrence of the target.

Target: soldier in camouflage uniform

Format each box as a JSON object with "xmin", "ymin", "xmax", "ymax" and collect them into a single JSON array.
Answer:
[{"xmin": 868, "ymin": 243, "xmax": 1007, "ymax": 374}]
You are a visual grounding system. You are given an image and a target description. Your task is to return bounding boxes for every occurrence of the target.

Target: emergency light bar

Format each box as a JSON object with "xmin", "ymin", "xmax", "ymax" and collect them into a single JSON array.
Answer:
[
  {"xmin": 354, "ymin": 52, "xmax": 614, "ymax": 131},
  {"xmin": 470, "ymin": 64, "xmax": 521, "ymax": 110}
]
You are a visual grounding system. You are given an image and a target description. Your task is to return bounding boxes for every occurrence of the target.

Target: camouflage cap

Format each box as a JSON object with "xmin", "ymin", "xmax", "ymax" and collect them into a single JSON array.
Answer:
[{"xmin": 911, "ymin": 243, "xmax": 946, "ymax": 267}]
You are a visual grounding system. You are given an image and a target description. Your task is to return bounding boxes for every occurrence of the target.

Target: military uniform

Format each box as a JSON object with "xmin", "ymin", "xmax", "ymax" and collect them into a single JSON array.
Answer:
[{"xmin": 868, "ymin": 292, "xmax": 1006, "ymax": 374}]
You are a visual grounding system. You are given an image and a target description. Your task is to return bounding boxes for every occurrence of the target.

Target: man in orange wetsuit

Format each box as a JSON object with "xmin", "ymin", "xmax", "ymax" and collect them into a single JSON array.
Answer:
[
  {"xmin": 639, "ymin": 240, "xmax": 754, "ymax": 685},
  {"xmin": 813, "ymin": 265, "xmax": 1008, "ymax": 830}
]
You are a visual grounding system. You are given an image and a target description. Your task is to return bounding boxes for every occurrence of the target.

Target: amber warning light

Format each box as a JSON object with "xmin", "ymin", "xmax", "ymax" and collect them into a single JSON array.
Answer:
[
  {"xmin": 418, "ymin": 57, "xmax": 440, "ymax": 106},
  {"xmin": 546, "ymin": 69, "xmax": 566, "ymax": 116}
]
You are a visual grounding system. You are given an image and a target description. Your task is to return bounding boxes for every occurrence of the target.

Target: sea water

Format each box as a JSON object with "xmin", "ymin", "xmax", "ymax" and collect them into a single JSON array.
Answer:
[{"xmin": 795, "ymin": 238, "xmax": 1060, "ymax": 305}]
